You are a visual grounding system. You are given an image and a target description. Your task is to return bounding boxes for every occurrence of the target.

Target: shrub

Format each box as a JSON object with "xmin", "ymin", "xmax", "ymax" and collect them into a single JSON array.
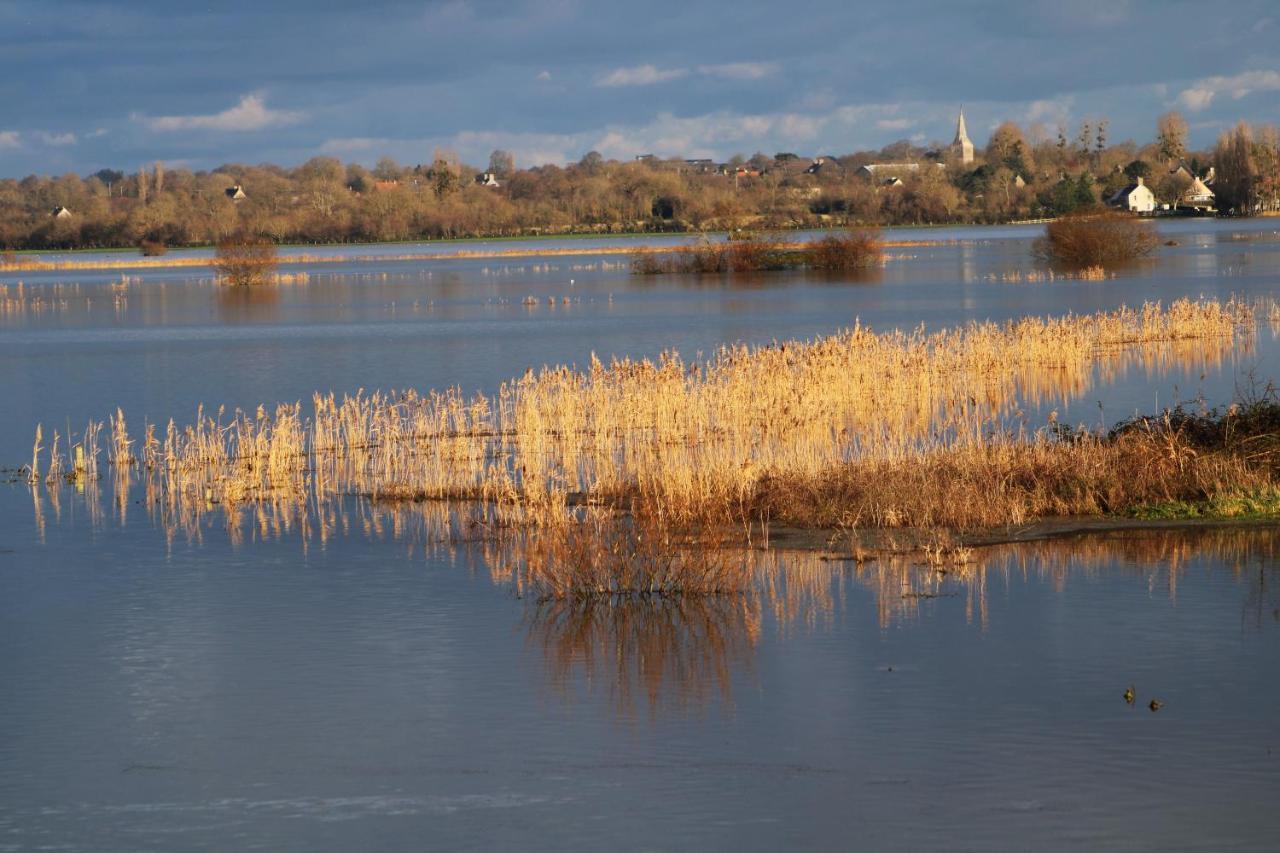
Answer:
[
  {"xmin": 804, "ymin": 228, "xmax": 883, "ymax": 270},
  {"xmin": 139, "ymin": 239, "xmax": 166, "ymax": 257},
  {"xmin": 1036, "ymin": 208, "xmax": 1157, "ymax": 269},
  {"xmin": 212, "ymin": 233, "xmax": 278, "ymax": 285}
]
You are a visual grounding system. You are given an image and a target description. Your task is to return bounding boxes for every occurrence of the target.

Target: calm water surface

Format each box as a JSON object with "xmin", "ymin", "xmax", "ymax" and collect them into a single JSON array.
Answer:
[{"xmin": 2, "ymin": 221, "xmax": 1279, "ymax": 850}]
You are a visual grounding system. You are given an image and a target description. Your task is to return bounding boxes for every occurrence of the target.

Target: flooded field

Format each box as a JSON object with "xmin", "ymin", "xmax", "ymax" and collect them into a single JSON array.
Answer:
[{"xmin": 2, "ymin": 219, "xmax": 1279, "ymax": 850}]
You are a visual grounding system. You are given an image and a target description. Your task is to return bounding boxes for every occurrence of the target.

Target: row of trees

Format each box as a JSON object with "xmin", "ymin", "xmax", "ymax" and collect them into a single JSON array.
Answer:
[{"xmin": 3, "ymin": 115, "xmax": 1278, "ymax": 250}]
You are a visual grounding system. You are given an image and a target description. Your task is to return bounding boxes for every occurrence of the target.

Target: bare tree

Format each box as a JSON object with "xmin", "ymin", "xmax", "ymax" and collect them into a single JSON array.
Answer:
[
  {"xmin": 1156, "ymin": 112, "xmax": 1188, "ymax": 164},
  {"xmin": 488, "ymin": 149, "xmax": 515, "ymax": 178},
  {"xmin": 1214, "ymin": 122, "xmax": 1257, "ymax": 214}
]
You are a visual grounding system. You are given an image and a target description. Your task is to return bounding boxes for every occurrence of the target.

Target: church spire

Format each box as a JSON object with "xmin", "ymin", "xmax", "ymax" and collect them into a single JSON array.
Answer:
[{"xmin": 951, "ymin": 107, "xmax": 974, "ymax": 165}]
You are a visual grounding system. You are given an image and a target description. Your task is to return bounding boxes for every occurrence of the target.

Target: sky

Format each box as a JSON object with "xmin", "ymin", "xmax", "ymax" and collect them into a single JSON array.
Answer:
[{"xmin": 1, "ymin": 0, "xmax": 1278, "ymax": 176}]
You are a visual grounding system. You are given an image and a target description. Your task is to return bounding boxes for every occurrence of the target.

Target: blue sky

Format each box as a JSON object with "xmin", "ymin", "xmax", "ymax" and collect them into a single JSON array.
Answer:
[{"xmin": 2, "ymin": 0, "xmax": 1278, "ymax": 175}]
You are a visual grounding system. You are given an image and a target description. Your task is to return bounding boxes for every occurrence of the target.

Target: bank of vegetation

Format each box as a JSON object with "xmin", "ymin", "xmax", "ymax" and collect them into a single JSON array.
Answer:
[
  {"xmin": 632, "ymin": 229, "xmax": 882, "ymax": 274},
  {"xmin": 3, "ymin": 115, "xmax": 1277, "ymax": 251}
]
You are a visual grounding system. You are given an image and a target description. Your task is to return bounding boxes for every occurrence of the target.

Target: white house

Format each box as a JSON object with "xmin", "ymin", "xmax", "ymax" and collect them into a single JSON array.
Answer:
[
  {"xmin": 474, "ymin": 172, "xmax": 501, "ymax": 187},
  {"xmin": 1108, "ymin": 176, "xmax": 1155, "ymax": 213},
  {"xmin": 51, "ymin": 206, "xmax": 72, "ymax": 219},
  {"xmin": 225, "ymin": 185, "xmax": 247, "ymax": 201}
]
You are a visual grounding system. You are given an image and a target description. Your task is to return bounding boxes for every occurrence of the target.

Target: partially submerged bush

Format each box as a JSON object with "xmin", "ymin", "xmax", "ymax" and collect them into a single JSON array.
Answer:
[
  {"xmin": 212, "ymin": 233, "xmax": 279, "ymax": 285},
  {"xmin": 804, "ymin": 228, "xmax": 883, "ymax": 270},
  {"xmin": 139, "ymin": 239, "xmax": 166, "ymax": 257},
  {"xmin": 1036, "ymin": 208, "xmax": 1157, "ymax": 269}
]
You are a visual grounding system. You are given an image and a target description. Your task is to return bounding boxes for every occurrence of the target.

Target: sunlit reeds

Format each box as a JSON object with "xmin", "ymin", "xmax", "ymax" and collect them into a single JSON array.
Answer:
[{"xmin": 20, "ymin": 298, "xmax": 1260, "ymax": 555}]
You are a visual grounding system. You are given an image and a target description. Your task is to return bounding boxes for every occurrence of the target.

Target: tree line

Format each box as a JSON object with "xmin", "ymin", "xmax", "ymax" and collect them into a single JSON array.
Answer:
[{"xmin": 3, "ymin": 114, "xmax": 1279, "ymax": 251}]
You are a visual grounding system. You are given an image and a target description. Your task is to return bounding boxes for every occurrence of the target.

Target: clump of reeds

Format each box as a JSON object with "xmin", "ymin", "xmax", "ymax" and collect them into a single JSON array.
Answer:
[
  {"xmin": 633, "ymin": 229, "xmax": 883, "ymax": 275},
  {"xmin": 212, "ymin": 233, "xmax": 279, "ymax": 286},
  {"xmin": 1035, "ymin": 208, "xmax": 1157, "ymax": 269},
  {"xmin": 139, "ymin": 239, "xmax": 167, "ymax": 257},
  {"xmin": 632, "ymin": 234, "xmax": 788, "ymax": 274}
]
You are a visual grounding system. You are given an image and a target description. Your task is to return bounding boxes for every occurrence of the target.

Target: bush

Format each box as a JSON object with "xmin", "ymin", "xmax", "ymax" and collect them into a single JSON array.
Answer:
[
  {"xmin": 212, "ymin": 233, "xmax": 278, "ymax": 285},
  {"xmin": 1036, "ymin": 208, "xmax": 1157, "ymax": 269},
  {"xmin": 139, "ymin": 239, "xmax": 166, "ymax": 257},
  {"xmin": 804, "ymin": 228, "xmax": 883, "ymax": 270}
]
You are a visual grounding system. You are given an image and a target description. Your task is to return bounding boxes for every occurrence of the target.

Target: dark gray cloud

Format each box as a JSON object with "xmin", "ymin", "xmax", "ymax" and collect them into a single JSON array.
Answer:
[{"xmin": 1, "ymin": 0, "xmax": 1277, "ymax": 174}]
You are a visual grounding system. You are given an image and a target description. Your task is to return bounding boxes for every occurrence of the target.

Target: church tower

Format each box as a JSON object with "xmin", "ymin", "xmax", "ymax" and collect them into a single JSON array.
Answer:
[{"xmin": 952, "ymin": 108, "xmax": 974, "ymax": 165}]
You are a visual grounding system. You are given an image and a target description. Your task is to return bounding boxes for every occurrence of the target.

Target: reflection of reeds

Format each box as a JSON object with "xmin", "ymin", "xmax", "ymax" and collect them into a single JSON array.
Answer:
[
  {"xmin": 528, "ymin": 595, "xmax": 760, "ymax": 716},
  {"xmin": 523, "ymin": 526, "xmax": 1280, "ymax": 715},
  {"xmin": 24, "ymin": 298, "xmax": 1257, "ymax": 540}
]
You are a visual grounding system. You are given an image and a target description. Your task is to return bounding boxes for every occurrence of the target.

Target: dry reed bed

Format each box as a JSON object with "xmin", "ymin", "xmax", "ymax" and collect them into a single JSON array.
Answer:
[{"xmin": 24, "ymin": 298, "xmax": 1254, "ymax": 547}]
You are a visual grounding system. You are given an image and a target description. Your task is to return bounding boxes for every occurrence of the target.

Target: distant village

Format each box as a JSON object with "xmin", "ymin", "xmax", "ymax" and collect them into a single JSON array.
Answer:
[{"xmin": 5, "ymin": 109, "xmax": 1278, "ymax": 250}]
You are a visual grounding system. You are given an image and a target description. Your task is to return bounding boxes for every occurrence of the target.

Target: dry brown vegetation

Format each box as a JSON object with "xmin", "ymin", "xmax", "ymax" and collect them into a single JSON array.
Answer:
[
  {"xmin": 632, "ymin": 229, "xmax": 882, "ymax": 274},
  {"xmin": 1036, "ymin": 208, "xmax": 1158, "ymax": 269},
  {"xmin": 211, "ymin": 233, "xmax": 279, "ymax": 285}
]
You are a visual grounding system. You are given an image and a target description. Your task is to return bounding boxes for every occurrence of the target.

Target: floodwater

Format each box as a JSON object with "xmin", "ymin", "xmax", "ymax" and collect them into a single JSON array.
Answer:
[{"xmin": 2, "ymin": 220, "xmax": 1280, "ymax": 850}]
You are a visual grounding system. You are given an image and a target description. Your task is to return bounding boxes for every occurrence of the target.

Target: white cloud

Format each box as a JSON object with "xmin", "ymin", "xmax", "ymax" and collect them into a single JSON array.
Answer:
[
  {"xmin": 1025, "ymin": 97, "xmax": 1073, "ymax": 126},
  {"xmin": 597, "ymin": 65, "xmax": 688, "ymax": 87},
  {"xmin": 37, "ymin": 131, "xmax": 77, "ymax": 146},
  {"xmin": 696, "ymin": 62, "xmax": 778, "ymax": 81},
  {"xmin": 0, "ymin": 130, "xmax": 19, "ymax": 149},
  {"xmin": 141, "ymin": 94, "xmax": 304, "ymax": 132},
  {"xmin": 875, "ymin": 118, "xmax": 914, "ymax": 131},
  {"xmin": 86, "ymin": 128, "xmax": 109, "ymax": 139},
  {"xmin": 1178, "ymin": 69, "xmax": 1280, "ymax": 111},
  {"xmin": 535, "ymin": 70, "xmax": 552, "ymax": 81}
]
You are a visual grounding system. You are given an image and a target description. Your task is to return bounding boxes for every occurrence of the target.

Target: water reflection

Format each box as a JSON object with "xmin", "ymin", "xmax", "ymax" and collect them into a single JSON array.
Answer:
[
  {"xmin": 527, "ymin": 596, "xmax": 760, "ymax": 717},
  {"xmin": 215, "ymin": 283, "xmax": 280, "ymax": 322}
]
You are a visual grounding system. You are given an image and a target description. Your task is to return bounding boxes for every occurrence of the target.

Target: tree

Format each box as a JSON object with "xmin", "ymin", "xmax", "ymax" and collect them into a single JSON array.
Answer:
[
  {"xmin": 1156, "ymin": 111, "xmax": 1188, "ymax": 164},
  {"xmin": 577, "ymin": 150, "xmax": 604, "ymax": 173},
  {"xmin": 1076, "ymin": 121, "xmax": 1093, "ymax": 159},
  {"xmin": 1123, "ymin": 160, "xmax": 1152, "ymax": 181},
  {"xmin": 373, "ymin": 157, "xmax": 402, "ymax": 181},
  {"xmin": 1214, "ymin": 122, "xmax": 1257, "ymax": 213},
  {"xmin": 1094, "ymin": 119, "xmax": 1108, "ymax": 163},
  {"xmin": 137, "ymin": 166, "xmax": 149, "ymax": 204},
  {"xmin": 1074, "ymin": 173, "xmax": 1097, "ymax": 208},
  {"xmin": 154, "ymin": 161, "xmax": 165, "ymax": 194},
  {"xmin": 212, "ymin": 233, "xmax": 278, "ymax": 285},
  {"xmin": 488, "ymin": 149, "xmax": 516, "ymax": 178},
  {"xmin": 1154, "ymin": 171, "xmax": 1192, "ymax": 209},
  {"xmin": 429, "ymin": 151, "xmax": 460, "ymax": 199},
  {"xmin": 987, "ymin": 122, "xmax": 1031, "ymax": 175}
]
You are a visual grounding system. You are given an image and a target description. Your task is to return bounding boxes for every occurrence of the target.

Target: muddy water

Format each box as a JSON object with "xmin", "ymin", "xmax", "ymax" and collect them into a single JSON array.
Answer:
[{"xmin": 2, "ymin": 220, "xmax": 1280, "ymax": 850}]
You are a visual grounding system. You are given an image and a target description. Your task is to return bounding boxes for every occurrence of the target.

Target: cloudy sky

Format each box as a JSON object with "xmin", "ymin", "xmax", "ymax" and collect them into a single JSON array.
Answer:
[{"xmin": 2, "ymin": 0, "xmax": 1278, "ymax": 175}]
